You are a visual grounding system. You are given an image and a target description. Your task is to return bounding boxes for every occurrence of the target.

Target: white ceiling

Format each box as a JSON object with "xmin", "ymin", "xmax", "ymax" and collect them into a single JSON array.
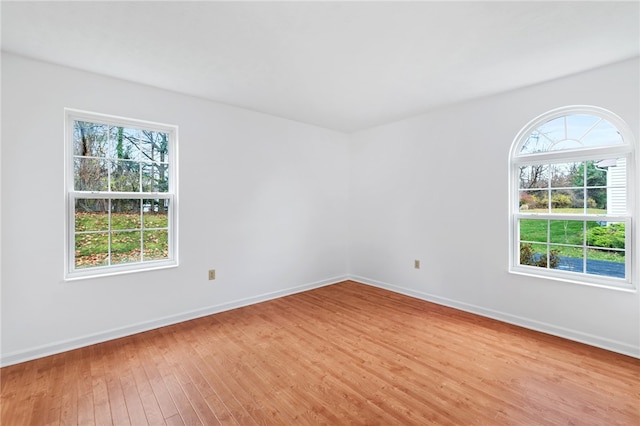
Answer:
[{"xmin": 2, "ymin": 1, "xmax": 639, "ymax": 132}]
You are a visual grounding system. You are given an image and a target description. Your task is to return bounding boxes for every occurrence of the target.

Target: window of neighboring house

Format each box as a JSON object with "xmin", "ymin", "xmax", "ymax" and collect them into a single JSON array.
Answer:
[
  {"xmin": 65, "ymin": 109, "xmax": 178, "ymax": 279},
  {"xmin": 509, "ymin": 106, "xmax": 635, "ymax": 289}
]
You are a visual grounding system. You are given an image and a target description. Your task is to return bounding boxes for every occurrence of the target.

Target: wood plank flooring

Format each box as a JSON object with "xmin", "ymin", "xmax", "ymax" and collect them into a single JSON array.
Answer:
[{"xmin": 1, "ymin": 280, "xmax": 638, "ymax": 425}]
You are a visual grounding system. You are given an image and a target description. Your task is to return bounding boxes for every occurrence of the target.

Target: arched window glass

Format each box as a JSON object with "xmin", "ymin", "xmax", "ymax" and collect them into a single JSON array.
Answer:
[
  {"xmin": 510, "ymin": 106, "xmax": 635, "ymax": 289},
  {"xmin": 520, "ymin": 115, "xmax": 625, "ymax": 154}
]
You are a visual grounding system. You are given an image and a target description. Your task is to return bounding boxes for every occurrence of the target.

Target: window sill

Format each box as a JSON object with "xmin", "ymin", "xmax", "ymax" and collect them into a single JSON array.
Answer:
[
  {"xmin": 65, "ymin": 260, "xmax": 178, "ymax": 281},
  {"xmin": 509, "ymin": 267, "xmax": 636, "ymax": 292}
]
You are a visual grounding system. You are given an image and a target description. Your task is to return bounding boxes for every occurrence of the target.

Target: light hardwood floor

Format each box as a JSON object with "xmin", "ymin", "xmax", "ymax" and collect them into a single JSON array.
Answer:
[{"xmin": 1, "ymin": 280, "xmax": 639, "ymax": 425}]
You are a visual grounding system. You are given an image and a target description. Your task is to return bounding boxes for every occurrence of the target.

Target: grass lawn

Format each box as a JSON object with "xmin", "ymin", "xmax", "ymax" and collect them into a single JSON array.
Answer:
[
  {"xmin": 75, "ymin": 212, "xmax": 169, "ymax": 268},
  {"xmin": 525, "ymin": 208, "xmax": 607, "ymax": 215}
]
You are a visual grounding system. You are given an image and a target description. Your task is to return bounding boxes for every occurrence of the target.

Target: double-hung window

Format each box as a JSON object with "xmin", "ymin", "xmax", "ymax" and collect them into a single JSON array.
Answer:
[
  {"xmin": 65, "ymin": 109, "xmax": 178, "ymax": 279},
  {"xmin": 509, "ymin": 106, "xmax": 635, "ymax": 289}
]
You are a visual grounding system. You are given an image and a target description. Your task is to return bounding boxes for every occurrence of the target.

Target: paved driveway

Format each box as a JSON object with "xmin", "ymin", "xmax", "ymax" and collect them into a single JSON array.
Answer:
[{"xmin": 557, "ymin": 256, "xmax": 624, "ymax": 278}]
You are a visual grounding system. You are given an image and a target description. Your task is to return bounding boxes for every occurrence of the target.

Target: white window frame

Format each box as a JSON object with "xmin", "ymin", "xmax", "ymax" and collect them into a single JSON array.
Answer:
[
  {"xmin": 509, "ymin": 106, "xmax": 636, "ymax": 290},
  {"xmin": 65, "ymin": 109, "xmax": 179, "ymax": 280}
]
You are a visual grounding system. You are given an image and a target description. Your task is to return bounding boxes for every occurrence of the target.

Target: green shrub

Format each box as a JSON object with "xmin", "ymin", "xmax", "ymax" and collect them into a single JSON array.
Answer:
[
  {"xmin": 550, "ymin": 193, "xmax": 572, "ymax": 208},
  {"xmin": 535, "ymin": 193, "xmax": 548, "ymax": 209},
  {"xmin": 586, "ymin": 223, "xmax": 625, "ymax": 249}
]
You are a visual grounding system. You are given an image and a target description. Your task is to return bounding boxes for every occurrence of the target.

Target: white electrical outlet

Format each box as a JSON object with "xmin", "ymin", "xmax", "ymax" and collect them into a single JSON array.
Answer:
[{"xmin": 208, "ymin": 269, "xmax": 216, "ymax": 280}]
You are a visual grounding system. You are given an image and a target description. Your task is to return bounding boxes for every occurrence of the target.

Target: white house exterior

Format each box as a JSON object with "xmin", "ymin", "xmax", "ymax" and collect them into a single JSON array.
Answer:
[{"xmin": 605, "ymin": 157, "xmax": 627, "ymax": 216}]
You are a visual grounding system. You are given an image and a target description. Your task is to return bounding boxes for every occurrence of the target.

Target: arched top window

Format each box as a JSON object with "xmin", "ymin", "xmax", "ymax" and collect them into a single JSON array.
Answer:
[
  {"xmin": 513, "ymin": 105, "xmax": 633, "ymax": 158},
  {"xmin": 520, "ymin": 115, "xmax": 624, "ymax": 154},
  {"xmin": 509, "ymin": 106, "xmax": 635, "ymax": 289}
]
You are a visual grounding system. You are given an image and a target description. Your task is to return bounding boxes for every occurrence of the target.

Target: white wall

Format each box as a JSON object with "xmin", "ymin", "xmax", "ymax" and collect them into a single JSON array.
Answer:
[
  {"xmin": 1, "ymin": 53, "xmax": 349, "ymax": 365},
  {"xmin": 349, "ymin": 57, "xmax": 640, "ymax": 357},
  {"xmin": 2, "ymin": 53, "xmax": 638, "ymax": 366}
]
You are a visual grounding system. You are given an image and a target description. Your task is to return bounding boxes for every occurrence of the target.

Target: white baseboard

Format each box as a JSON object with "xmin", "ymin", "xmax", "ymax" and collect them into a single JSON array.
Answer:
[
  {"xmin": 4, "ymin": 274, "xmax": 636, "ymax": 366},
  {"xmin": 349, "ymin": 275, "xmax": 640, "ymax": 359},
  {"xmin": 0, "ymin": 275, "xmax": 348, "ymax": 367}
]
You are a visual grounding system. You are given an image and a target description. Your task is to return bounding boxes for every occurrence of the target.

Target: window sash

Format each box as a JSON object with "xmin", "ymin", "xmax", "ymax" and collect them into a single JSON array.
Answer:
[
  {"xmin": 513, "ymin": 209, "xmax": 632, "ymax": 287},
  {"xmin": 71, "ymin": 191, "xmax": 172, "ymax": 199},
  {"xmin": 514, "ymin": 145, "xmax": 632, "ymax": 166},
  {"xmin": 67, "ymin": 193, "xmax": 176, "ymax": 277}
]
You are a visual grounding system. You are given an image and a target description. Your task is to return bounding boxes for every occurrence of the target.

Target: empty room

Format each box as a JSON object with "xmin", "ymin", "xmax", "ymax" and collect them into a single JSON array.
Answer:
[{"xmin": 1, "ymin": 1, "xmax": 639, "ymax": 425}]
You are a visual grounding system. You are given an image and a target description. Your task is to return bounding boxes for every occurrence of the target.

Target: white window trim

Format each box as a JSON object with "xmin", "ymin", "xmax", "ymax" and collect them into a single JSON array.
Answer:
[
  {"xmin": 509, "ymin": 106, "xmax": 636, "ymax": 291},
  {"xmin": 64, "ymin": 109, "xmax": 179, "ymax": 280}
]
